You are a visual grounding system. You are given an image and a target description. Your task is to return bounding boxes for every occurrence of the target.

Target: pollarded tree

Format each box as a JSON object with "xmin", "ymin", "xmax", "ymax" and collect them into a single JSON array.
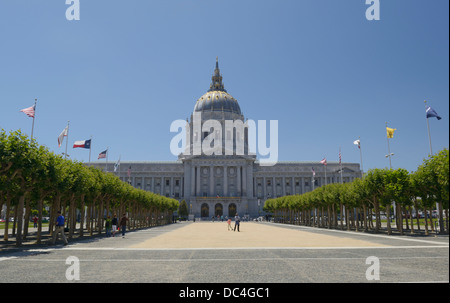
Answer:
[
  {"xmin": 0, "ymin": 130, "xmax": 45, "ymax": 246},
  {"xmin": 363, "ymin": 169, "xmax": 389, "ymax": 233}
]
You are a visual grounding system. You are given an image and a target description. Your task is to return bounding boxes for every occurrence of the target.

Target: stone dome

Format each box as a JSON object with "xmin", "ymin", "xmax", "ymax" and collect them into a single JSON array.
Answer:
[{"xmin": 193, "ymin": 58, "xmax": 242, "ymax": 116}]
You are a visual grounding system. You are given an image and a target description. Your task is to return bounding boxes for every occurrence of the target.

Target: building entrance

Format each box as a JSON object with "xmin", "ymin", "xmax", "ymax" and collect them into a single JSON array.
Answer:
[
  {"xmin": 215, "ymin": 203, "xmax": 223, "ymax": 217},
  {"xmin": 201, "ymin": 203, "xmax": 209, "ymax": 218}
]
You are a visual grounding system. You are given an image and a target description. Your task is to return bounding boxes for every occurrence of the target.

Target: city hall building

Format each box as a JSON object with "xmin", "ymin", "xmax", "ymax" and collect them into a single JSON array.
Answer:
[{"xmin": 91, "ymin": 59, "xmax": 362, "ymax": 219}]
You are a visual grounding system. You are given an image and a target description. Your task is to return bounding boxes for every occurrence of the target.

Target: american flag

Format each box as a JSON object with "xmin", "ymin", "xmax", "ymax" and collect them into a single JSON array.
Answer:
[
  {"xmin": 312, "ymin": 167, "xmax": 315, "ymax": 177},
  {"xmin": 339, "ymin": 149, "xmax": 342, "ymax": 165},
  {"xmin": 320, "ymin": 158, "xmax": 327, "ymax": 166},
  {"xmin": 98, "ymin": 150, "xmax": 107, "ymax": 160},
  {"xmin": 20, "ymin": 105, "xmax": 36, "ymax": 118}
]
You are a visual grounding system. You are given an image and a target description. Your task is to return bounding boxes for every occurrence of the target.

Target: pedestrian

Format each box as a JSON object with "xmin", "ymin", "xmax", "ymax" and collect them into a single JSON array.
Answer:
[
  {"xmin": 119, "ymin": 213, "xmax": 128, "ymax": 238},
  {"xmin": 111, "ymin": 214, "xmax": 118, "ymax": 237},
  {"xmin": 105, "ymin": 216, "xmax": 112, "ymax": 237},
  {"xmin": 234, "ymin": 213, "xmax": 241, "ymax": 232},
  {"xmin": 33, "ymin": 215, "xmax": 38, "ymax": 228},
  {"xmin": 51, "ymin": 211, "xmax": 68, "ymax": 245},
  {"xmin": 227, "ymin": 218, "xmax": 232, "ymax": 231}
]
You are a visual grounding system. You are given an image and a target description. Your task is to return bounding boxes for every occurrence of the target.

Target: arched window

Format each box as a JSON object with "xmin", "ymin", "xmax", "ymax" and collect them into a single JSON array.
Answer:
[
  {"xmin": 228, "ymin": 203, "xmax": 237, "ymax": 217},
  {"xmin": 215, "ymin": 203, "xmax": 223, "ymax": 217},
  {"xmin": 201, "ymin": 203, "xmax": 209, "ymax": 218}
]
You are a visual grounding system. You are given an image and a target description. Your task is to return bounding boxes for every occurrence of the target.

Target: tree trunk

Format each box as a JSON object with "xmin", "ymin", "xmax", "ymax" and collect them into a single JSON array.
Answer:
[
  {"xmin": 424, "ymin": 206, "xmax": 429, "ymax": 236},
  {"xmin": 386, "ymin": 203, "xmax": 392, "ymax": 235},
  {"xmin": 346, "ymin": 206, "xmax": 350, "ymax": 231},
  {"xmin": 3, "ymin": 198, "xmax": 11, "ymax": 241},
  {"xmin": 23, "ymin": 197, "xmax": 32, "ymax": 239},
  {"xmin": 36, "ymin": 199, "xmax": 43, "ymax": 244},
  {"xmin": 374, "ymin": 199, "xmax": 381, "ymax": 233},
  {"xmin": 79, "ymin": 196, "xmax": 85, "ymax": 237},
  {"xmin": 363, "ymin": 204, "xmax": 368, "ymax": 232},
  {"xmin": 398, "ymin": 204, "xmax": 403, "ymax": 235},
  {"xmin": 15, "ymin": 195, "xmax": 25, "ymax": 246}
]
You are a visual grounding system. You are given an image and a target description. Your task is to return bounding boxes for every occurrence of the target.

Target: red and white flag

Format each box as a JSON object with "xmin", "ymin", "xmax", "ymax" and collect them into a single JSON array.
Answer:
[
  {"xmin": 73, "ymin": 139, "xmax": 91, "ymax": 149},
  {"xmin": 20, "ymin": 105, "xmax": 36, "ymax": 118},
  {"xmin": 320, "ymin": 158, "xmax": 327, "ymax": 166},
  {"xmin": 58, "ymin": 126, "xmax": 69, "ymax": 147},
  {"xmin": 353, "ymin": 139, "xmax": 361, "ymax": 149}
]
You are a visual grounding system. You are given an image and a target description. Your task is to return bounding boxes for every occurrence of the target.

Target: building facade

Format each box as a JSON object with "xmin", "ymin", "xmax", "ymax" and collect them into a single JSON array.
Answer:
[{"xmin": 91, "ymin": 59, "xmax": 362, "ymax": 218}]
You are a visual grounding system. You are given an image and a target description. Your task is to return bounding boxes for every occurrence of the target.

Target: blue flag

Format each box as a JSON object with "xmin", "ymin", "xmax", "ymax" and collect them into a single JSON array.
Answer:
[{"xmin": 426, "ymin": 106, "xmax": 442, "ymax": 120}]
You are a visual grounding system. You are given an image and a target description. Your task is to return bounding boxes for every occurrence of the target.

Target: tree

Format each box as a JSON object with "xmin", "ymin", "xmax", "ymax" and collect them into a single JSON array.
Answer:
[{"xmin": 179, "ymin": 200, "xmax": 188, "ymax": 219}]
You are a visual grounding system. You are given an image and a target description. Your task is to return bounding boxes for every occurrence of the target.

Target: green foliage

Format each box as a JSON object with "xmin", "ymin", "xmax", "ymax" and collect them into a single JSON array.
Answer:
[
  {"xmin": 0, "ymin": 129, "xmax": 178, "ymax": 215},
  {"xmin": 263, "ymin": 149, "xmax": 449, "ymax": 229}
]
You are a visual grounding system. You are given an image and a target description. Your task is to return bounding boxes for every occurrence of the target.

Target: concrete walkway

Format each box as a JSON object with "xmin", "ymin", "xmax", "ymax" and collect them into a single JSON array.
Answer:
[{"xmin": 130, "ymin": 221, "xmax": 389, "ymax": 249}]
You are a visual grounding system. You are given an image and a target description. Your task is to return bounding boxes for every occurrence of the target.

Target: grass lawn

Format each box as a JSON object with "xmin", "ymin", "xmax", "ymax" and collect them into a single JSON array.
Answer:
[{"xmin": 0, "ymin": 222, "xmax": 50, "ymax": 229}]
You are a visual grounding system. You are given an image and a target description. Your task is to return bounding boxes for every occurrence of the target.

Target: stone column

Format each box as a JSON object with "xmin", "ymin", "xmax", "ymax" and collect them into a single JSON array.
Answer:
[
  {"xmin": 191, "ymin": 164, "xmax": 196, "ymax": 196},
  {"xmin": 263, "ymin": 177, "xmax": 266, "ymax": 198},
  {"xmin": 210, "ymin": 166, "xmax": 214, "ymax": 197},
  {"xmin": 237, "ymin": 166, "xmax": 241, "ymax": 196},
  {"xmin": 196, "ymin": 166, "xmax": 201, "ymax": 196},
  {"xmin": 242, "ymin": 164, "xmax": 247, "ymax": 196},
  {"xmin": 272, "ymin": 177, "xmax": 276, "ymax": 197},
  {"xmin": 223, "ymin": 165, "xmax": 228, "ymax": 197}
]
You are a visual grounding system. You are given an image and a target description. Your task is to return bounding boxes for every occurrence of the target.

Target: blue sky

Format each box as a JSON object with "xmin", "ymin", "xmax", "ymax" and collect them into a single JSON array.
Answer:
[{"xmin": 0, "ymin": 0, "xmax": 448, "ymax": 173}]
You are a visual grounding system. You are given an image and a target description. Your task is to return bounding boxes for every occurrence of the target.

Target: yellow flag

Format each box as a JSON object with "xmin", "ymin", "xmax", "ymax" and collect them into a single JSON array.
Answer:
[{"xmin": 386, "ymin": 127, "xmax": 396, "ymax": 138}]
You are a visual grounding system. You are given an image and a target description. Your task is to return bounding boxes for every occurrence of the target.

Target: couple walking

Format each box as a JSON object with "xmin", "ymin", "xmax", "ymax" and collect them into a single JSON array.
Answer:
[
  {"xmin": 227, "ymin": 213, "xmax": 241, "ymax": 232},
  {"xmin": 110, "ymin": 214, "xmax": 128, "ymax": 238}
]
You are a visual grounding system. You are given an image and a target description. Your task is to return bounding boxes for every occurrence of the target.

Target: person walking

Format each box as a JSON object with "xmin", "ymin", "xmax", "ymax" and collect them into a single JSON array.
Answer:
[
  {"xmin": 33, "ymin": 215, "xmax": 38, "ymax": 228},
  {"xmin": 51, "ymin": 211, "xmax": 68, "ymax": 245},
  {"xmin": 105, "ymin": 216, "xmax": 112, "ymax": 237},
  {"xmin": 227, "ymin": 217, "xmax": 232, "ymax": 231},
  {"xmin": 119, "ymin": 213, "xmax": 128, "ymax": 238},
  {"xmin": 111, "ymin": 214, "xmax": 118, "ymax": 237},
  {"xmin": 234, "ymin": 213, "xmax": 241, "ymax": 232}
]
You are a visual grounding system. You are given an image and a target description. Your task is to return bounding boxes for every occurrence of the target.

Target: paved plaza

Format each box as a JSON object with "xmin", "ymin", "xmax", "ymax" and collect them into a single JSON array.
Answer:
[{"xmin": 0, "ymin": 221, "xmax": 448, "ymax": 284}]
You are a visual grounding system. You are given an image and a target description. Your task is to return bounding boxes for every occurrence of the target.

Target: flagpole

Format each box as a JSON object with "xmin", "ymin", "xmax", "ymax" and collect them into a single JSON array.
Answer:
[
  {"xmin": 339, "ymin": 147, "xmax": 343, "ymax": 184},
  {"xmin": 89, "ymin": 135, "xmax": 92, "ymax": 164},
  {"xmin": 312, "ymin": 168, "xmax": 315, "ymax": 191},
  {"xmin": 386, "ymin": 122, "xmax": 392, "ymax": 169},
  {"xmin": 358, "ymin": 136, "xmax": 364, "ymax": 175},
  {"xmin": 64, "ymin": 121, "xmax": 70, "ymax": 159},
  {"xmin": 30, "ymin": 98, "xmax": 37, "ymax": 142},
  {"xmin": 106, "ymin": 147, "xmax": 109, "ymax": 173},
  {"xmin": 117, "ymin": 155, "xmax": 121, "ymax": 180},
  {"xmin": 424, "ymin": 100, "xmax": 433, "ymax": 155}
]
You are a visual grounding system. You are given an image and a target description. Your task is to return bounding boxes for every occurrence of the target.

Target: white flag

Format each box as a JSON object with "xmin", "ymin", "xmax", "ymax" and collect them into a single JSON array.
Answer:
[
  {"xmin": 114, "ymin": 157, "xmax": 121, "ymax": 172},
  {"xmin": 58, "ymin": 126, "xmax": 69, "ymax": 147},
  {"xmin": 353, "ymin": 139, "xmax": 360, "ymax": 149}
]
